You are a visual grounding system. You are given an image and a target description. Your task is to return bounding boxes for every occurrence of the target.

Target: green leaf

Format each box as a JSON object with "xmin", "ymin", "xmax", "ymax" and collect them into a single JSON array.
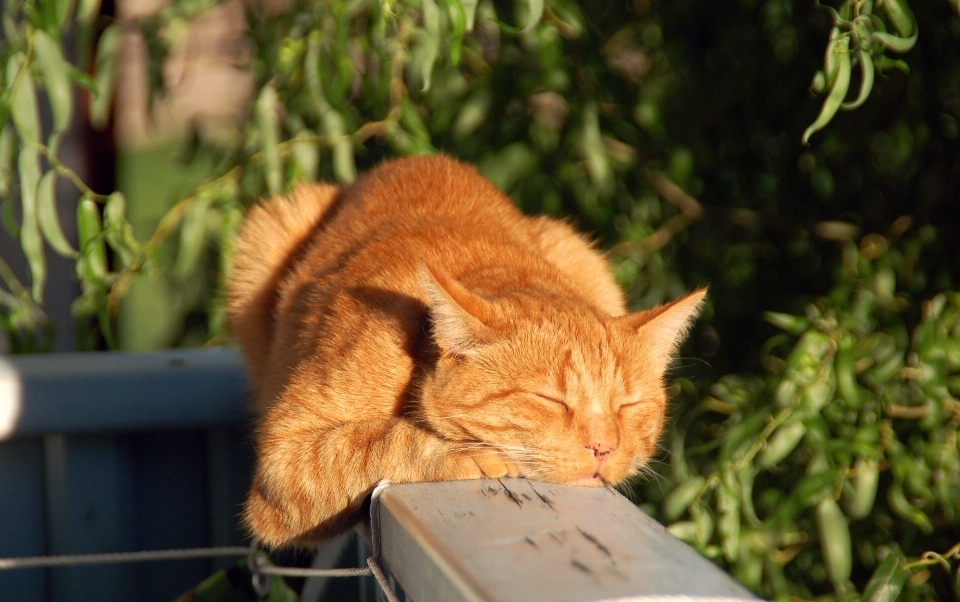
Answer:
[
  {"xmin": 581, "ymin": 102, "xmax": 612, "ymax": 192},
  {"xmin": 717, "ymin": 472, "xmax": 740, "ymax": 563},
  {"xmin": 737, "ymin": 464, "xmax": 760, "ymax": 527},
  {"xmin": 103, "ymin": 191, "xmax": 140, "ymax": 268},
  {"xmin": 33, "ymin": 29, "xmax": 74, "ymax": 136},
  {"xmin": 664, "ymin": 475, "xmax": 706, "ymax": 521},
  {"xmin": 412, "ymin": 0, "xmax": 440, "ymax": 92},
  {"xmin": 319, "ymin": 108, "xmax": 356, "ymax": 183},
  {"xmin": 255, "ymin": 84, "xmax": 282, "ymax": 195},
  {"xmin": 887, "ymin": 481, "xmax": 933, "ymax": 534},
  {"xmin": 76, "ymin": 194, "xmax": 107, "ymax": 284},
  {"xmin": 36, "ymin": 171, "xmax": 77, "ymax": 257},
  {"xmin": 400, "ymin": 98, "xmax": 433, "ymax": 147},
  {"xmin": 66, "ymin": 63, "xmax": 98, "ymax": 92},
  {"xmin": 460, "ymin": 0, "xmax": 479, "ymax": 31},
  {"xmin": 844, "ymin": 458, "xmax": 879, "ymax": 520},
  {"xmin": 666, "ymin": 520, "xmax": 699, "ymax": 542},
  {"xmin": 18, "ymin": 148, "xmax": 46, "ymax": 301},
  {"xmin": 304, "ymin": 31, "xmax": 332, "ymax": 114},
  {"xmin": 861, "ymin": 554, "xmax": 906, "ymax": 602},
  {"xmin": 76, "ymin": 0, "xmax": 102, "ymax": 26},
  {"xmin": 0, "ymin": 125, "xmax": 14, "ymax": 198},
  {"xmin": 452, "ymin": 88, "xmax": 491, "ymax": 139},
  {"xmin": 90, "ymin": 22, "xmax": 120, "ymax": 130},
  {"xmin": 521, "ymin": 0, "xmax": 544, "ymax": 32},
  {"xmin": 764, "ymin": 311, "xmax": 810, "ymax": 334},
  {"xmin": 51, "ymin": 0, "xmax": 75, "ymax": 32},
  {"xmin": 291, "ymin": 131, "xmax": 320, "ymax": 182},
  {"xmin": 8, "ymin": 52, "xmax": 42, "ymax": 143},
  {"xmin": 441, "ymin": 0, "xmax": 466, "ymax": 64},
  {"xmin": 21, "ymin": 3, "xmax": 43, "ymax": 30},
  {"xmin": 718, "ymin": 412, "xmax": 767, "ymax": 462},
  {"xmin": 173, "ymin": 195, "xmax": 212, "ymax": 279},
  {"xmin": 822, "ymin": 27, "xmax": 842, "ymax": 90},
  {"xmin": 840, "ymin": 50, "xmax": 874, "ymax": 111},
  {"xmin": 173, "ymin": 557, "xmax": 299, "ymax": 602},
  {"xmin": 759, "ymin": 420, "xmax": 806, "ymax": 467},
  {"xmin": 878, "ymin": 0, "xmax": 916, "ymax": 38},
  {"xmin": 795, "ymin": 468, "xmax": 838, "ymax": 507},
  {"xmin": 871, "ymin": 29, "xmax": 918, "ymax": 53},
  {"xmin": 834, "ymin": 332, "xmax": 861, "ymax": 406},
  {"xmin": 803, "ymin": 33, "xmax": 852, "ymax": 145},
  {"xmin": 816, "ymin": 497, "xmax": 852, "ymax": 587},
  {"xmin": 876, "ymin": 55, "xmax": 910, "ymax": 74},
  {"xmin": 3, "ymin": 14, "xmax": 19, "ymax": 44},
  {"xmin": 477, "ymin": 142, "xmax": 538, "ymax": 191}
]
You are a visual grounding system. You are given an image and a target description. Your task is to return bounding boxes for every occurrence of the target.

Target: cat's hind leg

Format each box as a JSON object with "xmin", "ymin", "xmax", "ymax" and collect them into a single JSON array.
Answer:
[{"xmin": 229, "ymin": 183, "xmax": 341, "ymax": 404}]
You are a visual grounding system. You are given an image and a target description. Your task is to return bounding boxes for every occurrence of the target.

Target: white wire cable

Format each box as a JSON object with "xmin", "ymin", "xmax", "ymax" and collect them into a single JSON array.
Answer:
[
  {"xmin": 369, "ymin": 479, "xmax": 392, "ymax": 560},
  {"xmin": 366, "ymin": 480, "xmax": 402, "ymax": 602},
  {"xmin": 367, "ymin": 556, "xmax": 402, "ymax": 602},
  {"xmin": 0, "ymin": 546, "xmax": 252, "ymax": 570},
  {"xmin": 0, "ymin": 544, "xmax": 376, "ymax": 577},
  {"xmin": 0, "ymin": 485, "xmax": 397, "ymax": 602},
  {"xmin": 594, "ymin": 595, "xmax": 759, "ymax": 602},
  {"xmin": 257, "ymin": 565, "xmax": 373, "ymax": 578}
]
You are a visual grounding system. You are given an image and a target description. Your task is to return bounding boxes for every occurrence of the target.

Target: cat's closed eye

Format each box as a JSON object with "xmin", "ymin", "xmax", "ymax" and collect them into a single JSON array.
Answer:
[{"xmin": 532, "ymin": 392, "xmax": 570, "ymax": 412}]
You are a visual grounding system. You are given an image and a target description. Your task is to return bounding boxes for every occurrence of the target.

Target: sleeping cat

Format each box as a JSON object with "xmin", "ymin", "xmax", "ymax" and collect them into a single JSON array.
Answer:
[{"xmin": 228, "ymin": 155, "xmax": 706, "ymax": 548}]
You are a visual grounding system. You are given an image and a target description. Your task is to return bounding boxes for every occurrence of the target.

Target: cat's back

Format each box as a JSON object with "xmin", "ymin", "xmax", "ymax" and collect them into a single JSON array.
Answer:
[
  {"xmin": 325, "ymin": 154, "xmax": 527, "ymax": 243},
  {"xmin": 292, "ymin": 154, "xmax": 538, "ymax": 295}
]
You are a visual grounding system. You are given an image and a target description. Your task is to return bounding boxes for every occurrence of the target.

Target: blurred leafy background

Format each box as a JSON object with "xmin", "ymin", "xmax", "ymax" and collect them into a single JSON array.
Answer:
[{"xmin": 1, "ymin": 0, "xmax": 959, "ymax": 599}]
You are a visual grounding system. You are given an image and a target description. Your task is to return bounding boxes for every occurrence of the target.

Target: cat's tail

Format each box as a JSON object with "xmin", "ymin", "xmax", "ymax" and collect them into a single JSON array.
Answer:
[{"xmin": 228, "ymin": 183, "xmax": 340, "ymax": 394}]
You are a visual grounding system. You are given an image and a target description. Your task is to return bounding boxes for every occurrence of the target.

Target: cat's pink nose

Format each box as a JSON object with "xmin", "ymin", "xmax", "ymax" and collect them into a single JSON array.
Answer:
[{"xmin": 585, "ymin": 442, "xmax": 617, "ymax": 463}]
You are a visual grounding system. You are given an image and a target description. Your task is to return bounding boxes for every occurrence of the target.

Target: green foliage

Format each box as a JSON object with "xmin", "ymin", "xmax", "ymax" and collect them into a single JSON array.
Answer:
[
  {"xmin": 173, "ymin": 556, "xmax": 299, "ymax": 602},
  {"xmin": 0, "ymin": 0, "xmax": 130, "ymax": 350},
  {"xmin": 802, "ymin": 0, "xmax": 919, "ymax": 144},
  {"xmin": 1, "ymin": 0, "xmax": 959, "ymax": 599},
  {"xmin": 652, "ymin": 235, "xmax": 960, "ymax": 600}
]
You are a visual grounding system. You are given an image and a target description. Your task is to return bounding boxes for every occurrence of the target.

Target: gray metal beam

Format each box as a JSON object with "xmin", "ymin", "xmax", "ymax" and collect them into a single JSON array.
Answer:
[
  {"xmin": 378, "ymin": 479, "xmax": 758, "ymax": 602},
  {"xmin": 0, "ymin": 348, "xmax": 250, "ymax": 439}
]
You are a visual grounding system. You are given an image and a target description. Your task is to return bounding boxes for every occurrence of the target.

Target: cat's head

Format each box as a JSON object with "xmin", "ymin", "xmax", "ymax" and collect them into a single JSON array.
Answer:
[{"xmin": 417, "ymin": 264, "xmax": 707, "ymax": 488}]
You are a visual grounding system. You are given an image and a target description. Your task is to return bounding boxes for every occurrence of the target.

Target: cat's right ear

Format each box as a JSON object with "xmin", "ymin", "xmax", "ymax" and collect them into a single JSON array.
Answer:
[
  {"xmin": 617, "ymin": 288, "xmax": 707, "ymax": 373},
  {"xmin": 418, "ymin": 262, "xmax": 497, "ymax": 357}
]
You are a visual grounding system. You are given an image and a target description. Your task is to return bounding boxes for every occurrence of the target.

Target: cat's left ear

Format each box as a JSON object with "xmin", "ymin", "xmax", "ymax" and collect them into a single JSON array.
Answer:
[
  {"xmin": 418, "ymin": 262, "xmax": 497, "ymax": 357},
  {"xmin": 617, "ymin": 288, "xmax": 708, "ymax": 370}
]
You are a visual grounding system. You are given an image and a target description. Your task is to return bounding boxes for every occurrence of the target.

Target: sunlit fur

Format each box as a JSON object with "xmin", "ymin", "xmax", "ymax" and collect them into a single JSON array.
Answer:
[{"xmin": 228, "ymin": 155, "xmax": 706, "ymax": 548}]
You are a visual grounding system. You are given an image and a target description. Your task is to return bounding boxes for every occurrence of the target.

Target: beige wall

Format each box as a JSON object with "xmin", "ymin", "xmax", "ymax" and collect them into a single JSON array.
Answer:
[{"xmin": 115, "ymin": 0, "xmax": 254, "ymax": 147}]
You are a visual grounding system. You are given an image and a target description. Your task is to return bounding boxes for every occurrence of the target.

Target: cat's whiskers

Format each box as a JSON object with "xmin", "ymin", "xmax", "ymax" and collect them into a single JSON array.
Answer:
[
  {"xmin": 641, "ymin": 467, "xmax": 671, "ymax": 498},
  {"xmin": 653, "ymin": 442, "xmax": 674, "ymax": 458},
  {"xmin": 669, "ymin": 356, "xmax": 713, "ymax": 373},
  {"xmin": 514, "ymin": 465, "xmax": 552, "ymax": 480},
  {"xmin": 644, "ymin": 457, "xmax": 669, "ymax": 474},
  {"xmin": 623, "ymin": 458, "xmax": 670, "ymax": 496},
  {"xmin": 446, "ymin": 441, "xmax": 553, "ymax": 479},
  {"xmin": 614, "ymin": 477, "xmax": 641, "ymax": 502},
  {"xmin": 610, "ymin": 471, "xmax": 648, "ymax": 502}
]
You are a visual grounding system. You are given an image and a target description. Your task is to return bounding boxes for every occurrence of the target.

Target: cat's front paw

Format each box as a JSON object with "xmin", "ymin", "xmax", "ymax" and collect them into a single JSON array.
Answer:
[
  {"xmin": 474, "ymin": 450, "xmax": 519, "ymax": 478},
  {"xmin": 444, "ymin": 449, "xmax": 519, "ymax": 480}
]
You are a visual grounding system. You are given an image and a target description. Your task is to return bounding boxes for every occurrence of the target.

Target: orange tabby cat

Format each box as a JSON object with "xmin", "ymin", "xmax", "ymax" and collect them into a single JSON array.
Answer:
[{"xmin": 229, "ymin": 155, "xmax": 706, "ymax": 548}]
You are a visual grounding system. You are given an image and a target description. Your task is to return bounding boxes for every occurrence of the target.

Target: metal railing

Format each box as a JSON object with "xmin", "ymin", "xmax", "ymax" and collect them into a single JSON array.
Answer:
[{"xmin": 0, "ymin": 349, "xmax": 758, "ymax": 602}]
